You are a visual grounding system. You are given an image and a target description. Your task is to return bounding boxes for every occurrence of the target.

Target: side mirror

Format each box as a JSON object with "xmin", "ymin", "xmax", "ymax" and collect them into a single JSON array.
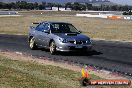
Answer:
[{"xmin": 43, "ymin": 30, "xmax": 50, "ymax": 33}]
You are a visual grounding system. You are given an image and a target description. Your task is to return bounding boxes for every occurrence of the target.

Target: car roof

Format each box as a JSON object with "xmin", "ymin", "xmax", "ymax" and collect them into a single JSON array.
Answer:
[{"xmin": 41, "ymin": 21, "xmax": 71, "ymax": 24}]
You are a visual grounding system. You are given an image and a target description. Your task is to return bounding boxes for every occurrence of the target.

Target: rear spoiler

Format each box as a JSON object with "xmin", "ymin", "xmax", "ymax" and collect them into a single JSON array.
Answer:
[
  {"xmin": 32, "ymin": 22, "xmax": 39, "ymax": 25},
  {"xmin": 30, "ymin": 22, "xmax": 39, "ymax": 29}
]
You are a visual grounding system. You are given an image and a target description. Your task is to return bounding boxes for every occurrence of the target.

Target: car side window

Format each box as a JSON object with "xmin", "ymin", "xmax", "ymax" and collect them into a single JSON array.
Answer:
[
  {"xmin": 43, "ymin": 23, "xmax": 49, "ymax": 31},
  {"xmin": 36, "ymin": 24, "xmax": 45, "ymax": 32}
]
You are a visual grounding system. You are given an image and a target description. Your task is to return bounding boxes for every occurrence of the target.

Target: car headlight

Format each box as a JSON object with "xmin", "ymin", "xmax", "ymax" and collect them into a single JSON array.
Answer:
[{"xmin": 59, "ymin": 38, "xmax": 68, "ymax": 43}]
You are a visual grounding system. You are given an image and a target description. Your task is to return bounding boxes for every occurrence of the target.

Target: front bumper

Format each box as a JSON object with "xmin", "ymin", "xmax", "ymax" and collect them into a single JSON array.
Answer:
[{"xmin": 56, "ymin": 43, "xmax": 92, "ymax": 52}]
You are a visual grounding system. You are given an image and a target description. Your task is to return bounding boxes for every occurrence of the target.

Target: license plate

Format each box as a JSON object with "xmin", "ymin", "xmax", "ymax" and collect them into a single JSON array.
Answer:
[{"xmin": 76, "ymin": 45, "xmax": 83, "ymax": 48}]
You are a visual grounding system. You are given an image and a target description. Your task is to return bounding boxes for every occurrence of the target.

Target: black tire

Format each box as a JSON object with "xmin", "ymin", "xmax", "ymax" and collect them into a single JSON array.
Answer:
[
  {"xmin": 49, "ymin": 41, "xmax": 56, "ymax": 55},
  {"xmin": 29, "ymin": 37, "xmax": 38, "ymax": 50}
]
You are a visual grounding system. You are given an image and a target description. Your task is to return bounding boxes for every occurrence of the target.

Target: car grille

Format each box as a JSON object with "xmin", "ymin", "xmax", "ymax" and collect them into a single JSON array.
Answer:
[{"xmin": 69, "ymin": 40, "xmax": 86, "ymax": 44}]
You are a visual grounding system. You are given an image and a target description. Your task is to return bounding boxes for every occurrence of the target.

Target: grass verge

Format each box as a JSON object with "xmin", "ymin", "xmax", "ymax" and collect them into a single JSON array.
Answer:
[
  {"xmin": 1, "ymin": 49, "xmax": 132, "ymax": 88},
  {"xmin": 0, "ymin": 54, "xmax": 101, "ymax": 88}
]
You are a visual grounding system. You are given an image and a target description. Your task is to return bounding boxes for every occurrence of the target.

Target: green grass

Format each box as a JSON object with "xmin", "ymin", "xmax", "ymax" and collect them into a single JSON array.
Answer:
[
  {"xmin": 0, "ymin": 55, "xmax": 100, "ymax": 88},
  {"xmin": 0, "ymin": 11, "xmax": 132, "ymax": 41},
  {"xmin": 0, "ymin": 54, "xmax": 131, "ymax": 88}
]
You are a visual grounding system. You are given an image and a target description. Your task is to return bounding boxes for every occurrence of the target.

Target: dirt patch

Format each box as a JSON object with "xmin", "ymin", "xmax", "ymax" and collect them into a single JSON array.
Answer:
[{"xmin": 0, "ymin": 50, "xmax": 131, "ymax": 80}]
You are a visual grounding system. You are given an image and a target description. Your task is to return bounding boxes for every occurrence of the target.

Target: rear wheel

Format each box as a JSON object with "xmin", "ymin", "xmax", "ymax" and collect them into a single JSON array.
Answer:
[
  {"xmin": 29, "ymin": 37, "xmax": 38, "ymax": 50},
  {"xmin": 49, "ymin": 41, "xmax": 56, "ymax": 55}
]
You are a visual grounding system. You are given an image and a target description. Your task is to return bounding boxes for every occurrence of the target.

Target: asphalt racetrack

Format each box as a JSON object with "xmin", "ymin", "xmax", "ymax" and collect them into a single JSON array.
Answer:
[{"xmin": 0, "ymin": 34, "xmax": 132, "ymax": 76}]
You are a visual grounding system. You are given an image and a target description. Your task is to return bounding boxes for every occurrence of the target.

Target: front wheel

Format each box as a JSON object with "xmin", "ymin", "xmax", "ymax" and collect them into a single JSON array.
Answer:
[
  {"xmin": 49, "ymin": 41, "xmax": 56, "ymax": 55},
  {"xmin": 29, "ymin": 37, "xmax": 38, "ymax": 50}
]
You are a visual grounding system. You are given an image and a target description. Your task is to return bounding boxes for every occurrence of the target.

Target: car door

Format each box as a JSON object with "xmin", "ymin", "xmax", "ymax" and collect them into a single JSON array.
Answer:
[
  {"xmin": 39, "ymin": 23, "xmax": 51, "ymax": 47},
  {"xmin": 34, "ymin": 23, "xmax": 45, "ymax": 46}
]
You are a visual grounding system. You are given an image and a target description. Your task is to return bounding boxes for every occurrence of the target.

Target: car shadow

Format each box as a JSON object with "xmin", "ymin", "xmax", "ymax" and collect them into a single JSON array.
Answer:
[
  {"xmin": 56, "ymin": 50, "xmax": 103, "ymax": 56},
  {"xmin": 38, "ymin": 48, "xmax": 103, "ymax": 56},
  {"xmin": 40, "ymin": 48, "xmax": 50, "ymax": 52}
]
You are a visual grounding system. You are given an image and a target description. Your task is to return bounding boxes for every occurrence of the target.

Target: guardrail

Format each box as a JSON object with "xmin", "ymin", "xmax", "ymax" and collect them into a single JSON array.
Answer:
[
  {"xmin": 0, "ymin": 11, "xmax": 18, "ymax": 15},
  {"xmin": 76, "ymin": 13, "xmax": 132, "ymax": 20}
]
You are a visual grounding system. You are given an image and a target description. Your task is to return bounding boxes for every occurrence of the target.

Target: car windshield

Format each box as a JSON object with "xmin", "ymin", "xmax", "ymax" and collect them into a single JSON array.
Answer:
[{"xmin": 50, "ymin": 23, "xmax": 79, "ymax": 33}]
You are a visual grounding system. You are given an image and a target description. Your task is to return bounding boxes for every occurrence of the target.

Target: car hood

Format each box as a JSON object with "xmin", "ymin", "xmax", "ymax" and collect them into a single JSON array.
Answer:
[{"xmin": 53, "ymin": 33, "xmax": 90, "ymax": 40}]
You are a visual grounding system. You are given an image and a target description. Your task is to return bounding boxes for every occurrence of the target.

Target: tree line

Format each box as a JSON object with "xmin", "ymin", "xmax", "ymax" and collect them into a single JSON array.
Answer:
[{"xmin": 0, "ymin": 1, "xmax": 132, "ymax": 11}]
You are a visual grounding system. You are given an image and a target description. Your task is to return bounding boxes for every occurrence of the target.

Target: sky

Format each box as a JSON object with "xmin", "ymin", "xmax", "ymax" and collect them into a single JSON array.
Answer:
[{"xmin": 110, "ymin": 0, "xmax": 132, "ymax": 5}]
